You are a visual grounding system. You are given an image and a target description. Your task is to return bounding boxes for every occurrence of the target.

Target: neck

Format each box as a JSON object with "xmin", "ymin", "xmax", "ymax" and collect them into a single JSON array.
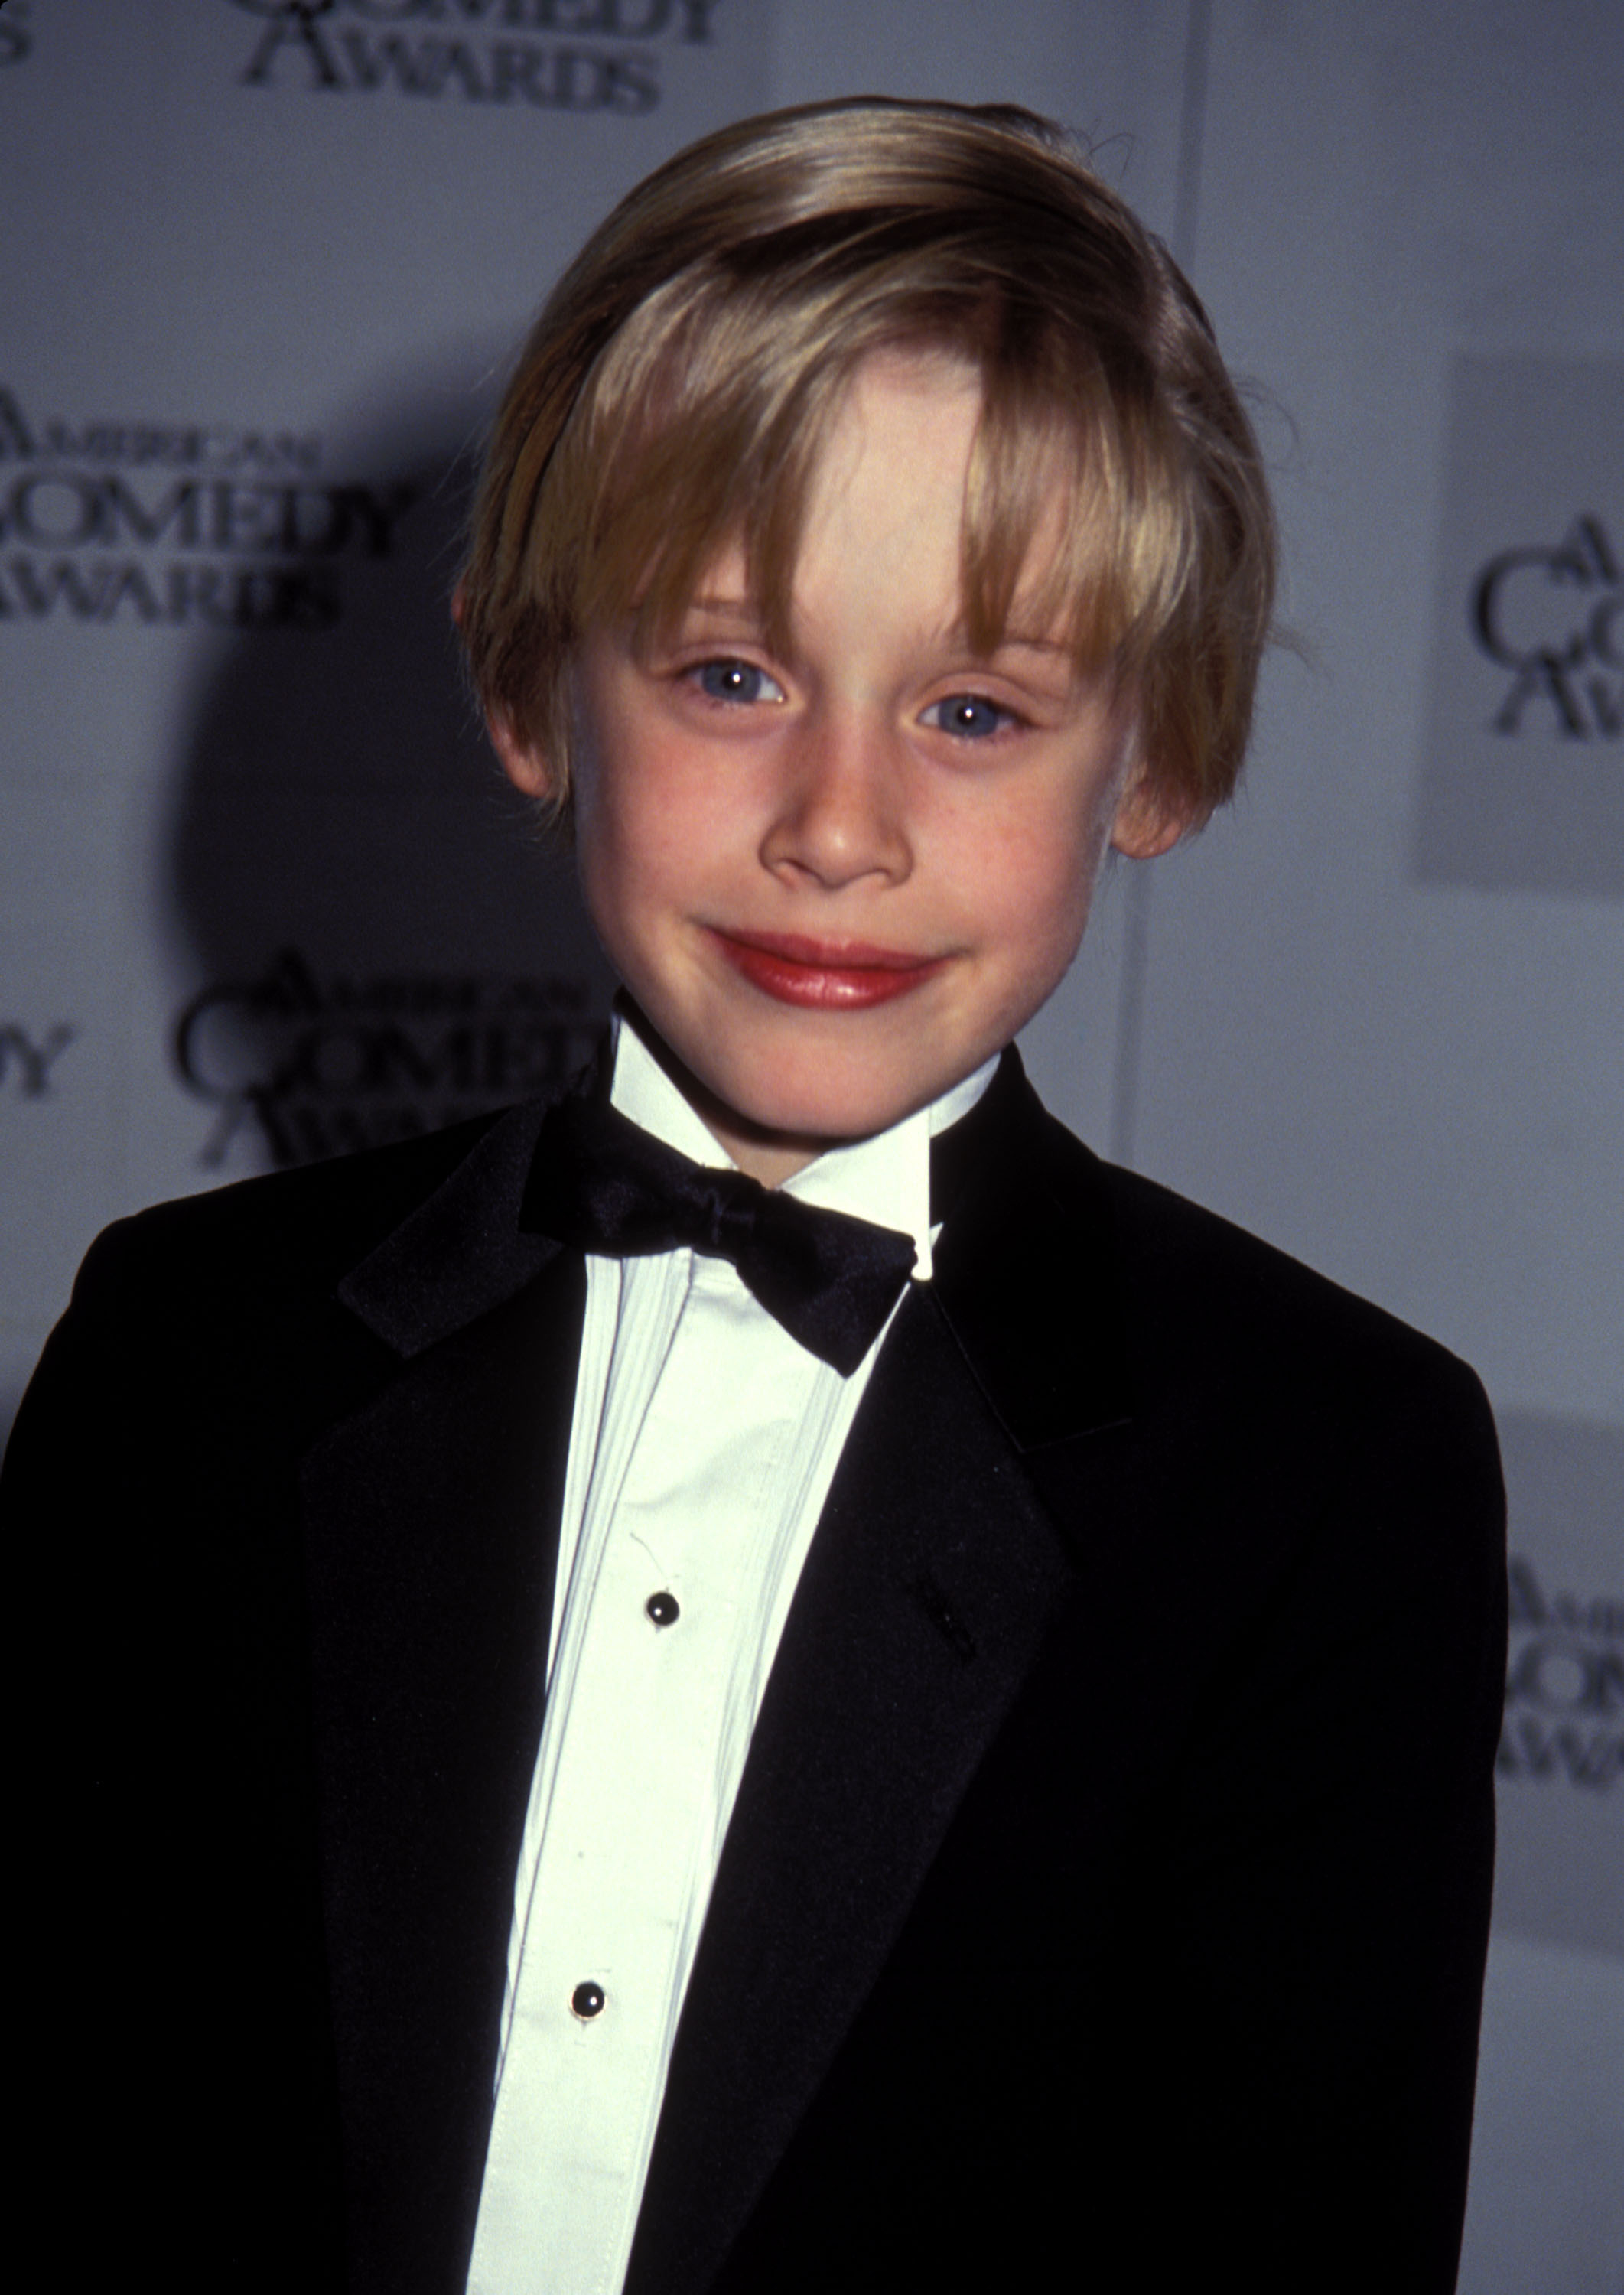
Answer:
[{"xmin": 617, "ymin": 1002, "xmax": 857, "ymax": 1187}]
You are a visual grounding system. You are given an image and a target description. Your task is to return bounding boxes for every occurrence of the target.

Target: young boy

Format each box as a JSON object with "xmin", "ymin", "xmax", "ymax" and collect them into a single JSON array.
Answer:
[{"xmin": 6, "ymin": 98, "xmax": 1504, "ymax": 2295}]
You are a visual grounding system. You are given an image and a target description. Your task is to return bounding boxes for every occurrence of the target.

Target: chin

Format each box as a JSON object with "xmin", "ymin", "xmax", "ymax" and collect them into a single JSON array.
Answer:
[{"xmin": 709, "ymin": 1056, "xmax": 932, "ymax": 1151}]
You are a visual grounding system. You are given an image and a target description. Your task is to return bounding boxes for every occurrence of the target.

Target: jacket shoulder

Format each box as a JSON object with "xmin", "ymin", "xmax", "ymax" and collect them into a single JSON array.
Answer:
[
  {"xmin": 1014, "ymin": 1107, "xmax": 1505, "ymax": 1694},
  {"xmin": 1040, "ymin": 1108, "xmax": 1492, "ymax": 1427},
  {"xmin": 71, "ymin": 1102, "xmax": 530, "ymax": 1308},
  {"xmin": 2, "ymin": 1099, "xmax": 561, "ymax": 1509}
]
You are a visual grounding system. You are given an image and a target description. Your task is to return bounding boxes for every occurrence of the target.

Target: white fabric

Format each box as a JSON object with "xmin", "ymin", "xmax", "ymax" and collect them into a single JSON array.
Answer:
[{"xmin": 464, "ymin": 1020, "xmax": 995, "ymax": 2295}]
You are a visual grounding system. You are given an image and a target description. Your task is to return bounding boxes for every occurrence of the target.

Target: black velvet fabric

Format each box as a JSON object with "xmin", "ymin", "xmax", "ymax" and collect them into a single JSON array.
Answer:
[{"xmin": 2, "ymin": 1053, "xmax": 1505, "ymax": 2295}]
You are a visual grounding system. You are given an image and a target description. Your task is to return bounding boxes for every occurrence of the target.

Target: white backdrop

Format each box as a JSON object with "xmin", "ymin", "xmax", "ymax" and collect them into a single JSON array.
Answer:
[{"xmin": 3, "ymin": 5, "xmax": 1619, "ymax": 2286}]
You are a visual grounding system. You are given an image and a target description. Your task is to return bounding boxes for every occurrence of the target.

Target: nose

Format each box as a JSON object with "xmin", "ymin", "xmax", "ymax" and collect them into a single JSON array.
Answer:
[{"xmin": 758, "ymin": 706, "xmax": 912, "ymax": 891}]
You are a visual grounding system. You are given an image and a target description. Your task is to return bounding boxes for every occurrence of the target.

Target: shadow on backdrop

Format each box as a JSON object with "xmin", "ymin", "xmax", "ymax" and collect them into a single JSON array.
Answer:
[{"xmin": 164, "ymin": 387, "xmax": 616, "ymax": 1176}]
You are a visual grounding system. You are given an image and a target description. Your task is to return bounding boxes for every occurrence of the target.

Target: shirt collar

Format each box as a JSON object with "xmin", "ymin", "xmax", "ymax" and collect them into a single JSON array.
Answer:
[{"xmin": 608, "ymin": 1010, "xmax": 997, "ymax": 1284}]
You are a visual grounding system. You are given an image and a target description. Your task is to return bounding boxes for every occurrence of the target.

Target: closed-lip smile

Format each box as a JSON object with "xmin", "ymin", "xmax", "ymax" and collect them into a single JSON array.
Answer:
[{"xmin": 709, "ymin": 929, "xmax": 948, "ymax": 1009}]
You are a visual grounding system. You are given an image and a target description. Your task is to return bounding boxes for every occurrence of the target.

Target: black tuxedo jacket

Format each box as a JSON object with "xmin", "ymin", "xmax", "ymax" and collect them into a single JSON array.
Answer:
[{"xmin": 5, "ymin": 1053, "xmax": 1505, "ymax": 2295}]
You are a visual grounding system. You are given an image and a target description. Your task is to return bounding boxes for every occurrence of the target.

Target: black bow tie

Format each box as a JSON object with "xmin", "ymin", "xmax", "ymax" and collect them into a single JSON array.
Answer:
[{"xmin": 521, "ymin": 1090, "xmax": 920, "ymax": 1375}]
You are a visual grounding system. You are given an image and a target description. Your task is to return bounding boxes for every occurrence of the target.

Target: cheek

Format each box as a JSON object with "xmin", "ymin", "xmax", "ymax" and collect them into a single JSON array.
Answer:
[
  {"xmin": 571, "ymin": 764, "xmax": 655, "ymax": 972},
  {"xmin": 572, "ymin": 742, "xmax": 727, "ymax": 971},
  {"xmin": 1040, "ymin": 760, "xmax": 1130, "ymax": 942},
  {"xmin": 972, "ymin": 802, "xmax": 1097, "ymax": 978},
  {"xmin": 1019, "ymin": 870, "xmax": 1093, "ymax": 1008}
]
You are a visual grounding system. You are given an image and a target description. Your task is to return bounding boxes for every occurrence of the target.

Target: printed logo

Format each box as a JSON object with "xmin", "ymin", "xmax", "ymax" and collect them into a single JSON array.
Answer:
[
  {"xmin": 0, "ymin": 386, "xmax": 418, "ymax": 628},
  {"xmin": 174, "ymin": 946, "xmax": 605, "ymax": 1167},
  {"xmin": 230, "ymin": 0, "xmax": 719, "ymax": 110},
  {"xmin": 1499, "ymin": 1556, "xmax": 1622, "ymax": 1790},
  {"xmin": 1414, "ymin": 355, "xmax": 1622, "ymax": 900},
  {"xmin": 0, "ymin": 1021, "xmax": 75, "ymax": 1098},
  {"xmin": 1473, "ymin": 515, "xmax": 1621, "ymax": 741}
]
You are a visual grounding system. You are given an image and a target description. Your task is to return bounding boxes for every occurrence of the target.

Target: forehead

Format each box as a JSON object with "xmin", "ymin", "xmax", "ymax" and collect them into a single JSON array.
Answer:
[
  {"xmin": 763, "ymin": 351, "xmax": 981, "ymax": 587},
  {"xmin": 813, "ymin": 347, "xmax": 984, "ymax": 471},
  {"xmin": 663, "ymin": 347, "xmax": 1093, "ymax": 644}
]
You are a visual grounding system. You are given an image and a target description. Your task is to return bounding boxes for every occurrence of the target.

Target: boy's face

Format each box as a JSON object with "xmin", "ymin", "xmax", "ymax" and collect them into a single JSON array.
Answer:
[{"xmin": 497, "ymin": 350, "xmax": 1183, "ymax": 1183}]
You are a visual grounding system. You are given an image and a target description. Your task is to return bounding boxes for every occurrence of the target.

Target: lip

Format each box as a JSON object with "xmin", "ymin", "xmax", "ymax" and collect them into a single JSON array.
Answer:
[{"xmin": 710, "ymin": 929, "xmax": 948, "ymax": 1010}]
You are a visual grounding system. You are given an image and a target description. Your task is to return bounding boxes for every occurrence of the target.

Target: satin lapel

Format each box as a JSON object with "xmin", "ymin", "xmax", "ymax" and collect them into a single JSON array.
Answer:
[
  {"xmin": 624, "ymin": 1288, "xmax": 1074, "ymax": 2295},
  {"xmin": 298, "ymin": 1099, "xmax": 584, "ymax": 2295},
  {"xmin": 625, "ymin": 1056, "xmax": 1138, "ymax": 2295},
  {"xmin": 335, "ymin": 1095, "xmax": 558, "ymax": 1358}
]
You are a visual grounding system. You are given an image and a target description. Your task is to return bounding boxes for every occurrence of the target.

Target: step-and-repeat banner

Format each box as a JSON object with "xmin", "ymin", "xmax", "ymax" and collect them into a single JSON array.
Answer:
[{"xmin": 4, "ymin": 5, "xmax": 1619, "ymax": 2287}]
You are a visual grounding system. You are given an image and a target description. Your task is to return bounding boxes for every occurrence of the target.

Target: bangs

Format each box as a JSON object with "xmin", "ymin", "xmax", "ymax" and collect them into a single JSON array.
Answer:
[
  {"xmin": 518, "ymin": 275, "xmax": 1200, "ymax": 698},
  {"xmin": 959, "ymin": 364, "xmax": 1196, "ymax": 682}
]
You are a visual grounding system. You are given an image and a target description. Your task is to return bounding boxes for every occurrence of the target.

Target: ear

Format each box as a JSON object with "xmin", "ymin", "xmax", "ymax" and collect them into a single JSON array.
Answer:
[
  {"xmin": 451, "ymin": 584, "xmax": 562, "ymax": 802},
  {"xmin": 485, "ymin": 705, "xmax": 558, "ymax": 802},
  {"xmin": 1109, "ymin": 757, "xmax": 1196, "ymax": 860}
]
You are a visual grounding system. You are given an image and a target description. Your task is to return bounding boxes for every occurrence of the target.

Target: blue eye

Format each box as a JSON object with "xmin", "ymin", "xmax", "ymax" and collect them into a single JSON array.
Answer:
[
  {"xmin": 695, "ymin": 659, "xmax": 783, "ymax": 705},
  {"xmin": 926, "ymin": 694, "xmax": 1013, "ymax": 739}
]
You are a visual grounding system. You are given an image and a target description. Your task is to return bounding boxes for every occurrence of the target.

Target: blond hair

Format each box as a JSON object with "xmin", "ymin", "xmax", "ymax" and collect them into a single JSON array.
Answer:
[{"xmin": 459, "ymin": 96, "xmax": 1275, "ymax": 824}]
